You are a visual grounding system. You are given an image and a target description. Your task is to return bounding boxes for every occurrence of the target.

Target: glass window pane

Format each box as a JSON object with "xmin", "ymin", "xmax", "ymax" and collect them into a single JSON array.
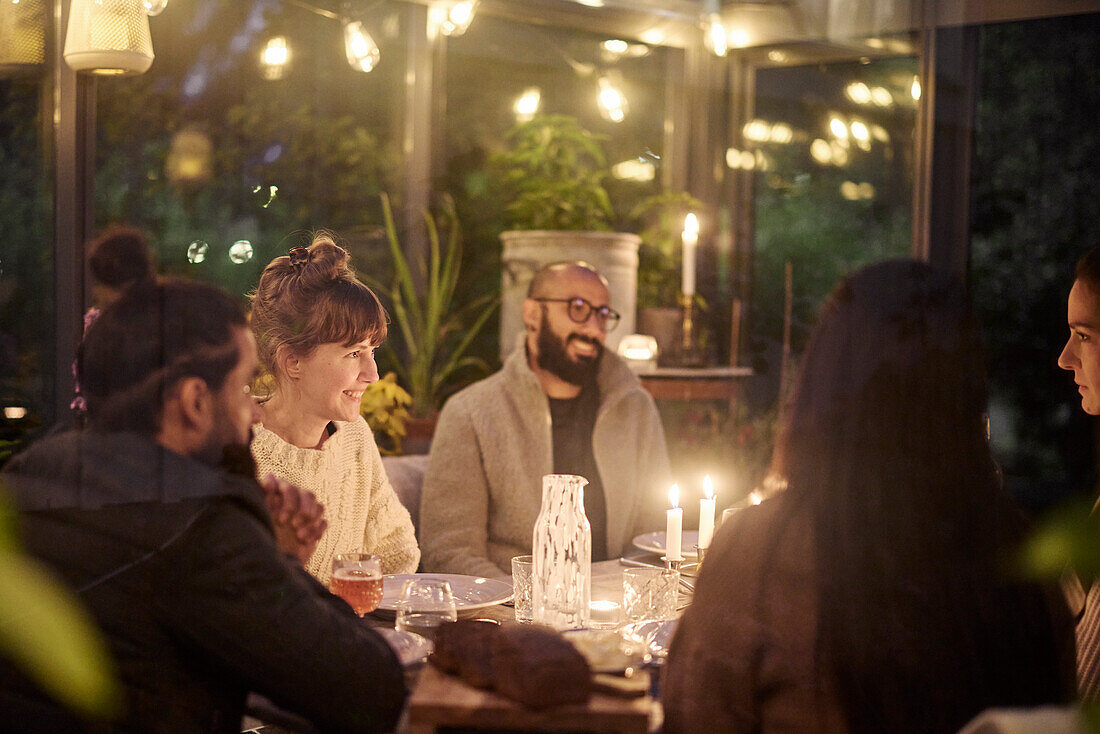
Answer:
[
  {"xmin": 94, "ymin": 0, "xmax": 405, "ymax": 297},
  {"xmin": 441, "ymin": 14, "xmax": 669, "ymax": 320},
  {"xmin": 0, "ymin": 76, "xmax": 53, "ymax": 461},
  {"xmin": 747, "ymin": 51, "xmax": 918, "ymax": 397},
  {"xmin": 969, "ymin": 12, "xmax": 1100, "ymax": 509}
]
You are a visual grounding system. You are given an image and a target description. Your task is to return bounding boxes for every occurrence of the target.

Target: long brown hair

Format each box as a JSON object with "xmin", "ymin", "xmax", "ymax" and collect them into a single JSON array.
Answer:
[
  {"xmin": 249, "ymin": 232, "xmax": 387, "ymax": 384},
  {"xmin": 773, "ymin": 259, "xmax": 1070, "ymax": 732}
]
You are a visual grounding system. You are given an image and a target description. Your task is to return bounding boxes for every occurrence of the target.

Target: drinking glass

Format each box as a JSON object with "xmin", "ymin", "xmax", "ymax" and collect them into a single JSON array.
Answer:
[
  {"xmin": 395, "ymin": 578, "xmax": 458, "ymax": 642},
  {"xmin": 622, "ymin": 567, "xmax": 680, "ymax": 623},
  {"xmin": 511, "ymin": 555, "xmax": 534, "ymax": 623},
  {"xmin": 331, "ymin": 553, "xmax": 383, "ymax": 617}
]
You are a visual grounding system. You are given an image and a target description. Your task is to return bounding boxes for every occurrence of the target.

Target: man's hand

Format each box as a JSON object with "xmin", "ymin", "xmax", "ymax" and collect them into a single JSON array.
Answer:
[{"xmin": 260, "ymin": 474, "xmax": 327, "ymax": 566}]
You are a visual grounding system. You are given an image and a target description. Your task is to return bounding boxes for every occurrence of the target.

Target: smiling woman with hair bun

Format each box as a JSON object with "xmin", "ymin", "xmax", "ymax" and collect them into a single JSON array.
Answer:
[{"xmin": 249, "ymin": 232, "xmax": 419, "ymax": 583}]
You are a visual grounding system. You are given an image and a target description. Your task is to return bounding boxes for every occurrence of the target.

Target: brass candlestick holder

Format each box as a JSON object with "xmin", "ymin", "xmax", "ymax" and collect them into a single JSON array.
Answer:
[
  {"xmin": 679, "ymin": 292, "xmax": 694, "ymax": 354},
  {"xmin": 694, "ymin": 544, "xmax": 707, "ymax": 566},
  {"xmin": 676, "ymin": 293, "xmax": 704, "ymax": 366},
  {"xmin": 662, "ymin": 556, "xmax": 684, "ymax": 572}
]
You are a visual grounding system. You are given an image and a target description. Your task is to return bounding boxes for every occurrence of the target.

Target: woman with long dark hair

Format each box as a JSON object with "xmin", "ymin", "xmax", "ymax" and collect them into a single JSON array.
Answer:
[{"xmin": 662, "ymin": 260, "xmax": 1074, "ymax": 733}]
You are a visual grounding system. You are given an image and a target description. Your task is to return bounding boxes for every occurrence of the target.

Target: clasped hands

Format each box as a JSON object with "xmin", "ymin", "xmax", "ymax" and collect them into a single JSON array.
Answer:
[{"xmin": 259, "ymin": 474, "xmax": 327, "ymax": 565}]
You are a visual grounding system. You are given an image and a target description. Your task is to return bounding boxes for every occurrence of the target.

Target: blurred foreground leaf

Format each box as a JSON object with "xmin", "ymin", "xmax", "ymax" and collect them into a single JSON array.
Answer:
[
  {"xmin": 0, "ymin": 489, "xmax": 121, "ymax": 720},
  {"xmin": 1022, "ymin": 496, "xmax": 1100, "ymax": 585}
]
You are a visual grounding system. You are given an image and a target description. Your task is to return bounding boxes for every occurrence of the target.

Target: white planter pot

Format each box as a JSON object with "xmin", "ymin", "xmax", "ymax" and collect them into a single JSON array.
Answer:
[{"xmin": 499, "ymin": 230, "xmax": 640, "ymax": 361}]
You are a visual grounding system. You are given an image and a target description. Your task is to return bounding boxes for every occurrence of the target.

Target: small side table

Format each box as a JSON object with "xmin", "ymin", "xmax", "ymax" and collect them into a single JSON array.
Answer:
[{"xmin": 638, "ymin": 366, "xmax": 753, "ymax": 407}]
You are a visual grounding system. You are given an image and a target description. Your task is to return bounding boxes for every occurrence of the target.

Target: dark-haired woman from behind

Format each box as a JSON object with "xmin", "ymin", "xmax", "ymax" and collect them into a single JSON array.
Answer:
[
  {"xmin": 662, "ymin": 260, "xmax": 1075, "ymax": 734},
  {"xmin": 249, "ymin": 234, "xmax": 419, "ymax": 584}
]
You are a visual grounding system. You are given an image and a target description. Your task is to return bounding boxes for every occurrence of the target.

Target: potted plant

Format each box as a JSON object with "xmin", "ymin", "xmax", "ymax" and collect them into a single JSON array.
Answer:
[
  {"xmin": 358, "ymin": 372, "xmax": 412, "ymax": 456},
  {"xmin": 366, "ymin": 193, "xmax": 499, "ymax": 451},
  {"xmin": 489, "ymin": 114, "xmax": 641, "ymax": 360}
]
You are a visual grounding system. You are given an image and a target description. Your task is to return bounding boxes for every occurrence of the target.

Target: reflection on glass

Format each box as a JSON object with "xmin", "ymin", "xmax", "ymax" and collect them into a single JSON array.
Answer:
[
  {"xmin": 747, "ymin": 50, "xmax": 917, "ymax": 404},
  {"xmin": 0, "ymin": 77, "xmax": 53, "ymax": 451}
]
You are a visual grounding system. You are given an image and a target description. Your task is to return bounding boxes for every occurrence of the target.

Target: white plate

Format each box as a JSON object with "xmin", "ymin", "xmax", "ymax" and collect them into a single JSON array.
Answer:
[
  {"xmin": 562, "ymin": 629, "xmax": 648, "ymax": 674},
  {"xmin": 378, "ymin": 573, "xmax": 512, "ymax": 612},
  {"xmin": 632, "ymin": 531, "xmax": 700, "ymax": 560},
  {"xmin": 376, "ymin": 628, "xmax": 432, "ymax": 667}
]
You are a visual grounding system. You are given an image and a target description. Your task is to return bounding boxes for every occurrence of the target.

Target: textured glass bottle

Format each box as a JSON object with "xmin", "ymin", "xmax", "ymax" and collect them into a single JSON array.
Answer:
[{"xmin": 532, "ymin": 474, "xmax": 591, "ymax": 629}]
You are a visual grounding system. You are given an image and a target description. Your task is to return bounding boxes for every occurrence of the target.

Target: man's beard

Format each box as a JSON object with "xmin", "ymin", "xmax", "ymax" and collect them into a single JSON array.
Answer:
[
  {"xmin": 536, "ymin": 312, "xmax": 603, "ymax": 386},
  {"xmin": 194, "ymin": 404, "xmax": 258, "ymax": 478},
  {"xmin": 218, "ymin": 435, "xmax": 258, "ymax": 478}
]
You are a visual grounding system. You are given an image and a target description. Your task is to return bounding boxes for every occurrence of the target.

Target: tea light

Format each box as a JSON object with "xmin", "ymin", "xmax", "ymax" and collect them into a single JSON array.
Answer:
[{"xmin": 588, "ymin": 600, "xmax": 622, "ymax": 630}]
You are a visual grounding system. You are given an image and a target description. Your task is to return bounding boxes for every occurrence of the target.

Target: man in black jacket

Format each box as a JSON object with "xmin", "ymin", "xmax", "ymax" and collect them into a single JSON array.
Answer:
[{"xmin": 0, "ymin": 278, "xmax": 407, "ymax": 732}]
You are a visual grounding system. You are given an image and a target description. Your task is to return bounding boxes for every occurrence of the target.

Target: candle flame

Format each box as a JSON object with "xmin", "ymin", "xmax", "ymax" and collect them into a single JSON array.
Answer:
[
  {"xmin": 703, "ymin": 474, "xmax": 714, "ymax": 500},
  {"xmin": 669, "ymin": 484, "xmax": 680, "ymax": 509},
  {"xmin": 683, "ymin": 212, "xmax": 699, "ymax": 236}
]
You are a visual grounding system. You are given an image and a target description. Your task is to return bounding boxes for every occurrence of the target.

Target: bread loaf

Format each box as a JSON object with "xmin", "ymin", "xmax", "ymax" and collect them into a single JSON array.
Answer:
[
  {"xmin": 490, "ymin": 625, "xmax": 592, "ymax": 709},
  {"xmin": 430, "ymin": 619, "xmax": 501, "ymax": 689}
]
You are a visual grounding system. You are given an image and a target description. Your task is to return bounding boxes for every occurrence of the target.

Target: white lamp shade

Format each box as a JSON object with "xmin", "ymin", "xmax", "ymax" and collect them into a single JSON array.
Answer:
[
  {"xmin": 64, "ymin": 0, "xmax": 154, "ymax": 76},
  {"xmin": 0, "ymin": 0, "xmax": 47, "ymax": 72}
]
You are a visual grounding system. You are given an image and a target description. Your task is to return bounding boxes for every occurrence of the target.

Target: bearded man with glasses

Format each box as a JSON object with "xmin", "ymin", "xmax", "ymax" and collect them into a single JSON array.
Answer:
[{"xmin": 420, "ymin": 262, "xmax": 672, "ymax": 577}]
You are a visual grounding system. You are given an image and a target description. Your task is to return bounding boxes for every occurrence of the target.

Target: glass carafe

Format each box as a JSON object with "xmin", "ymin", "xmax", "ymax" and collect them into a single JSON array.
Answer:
[{"xmin": 532, "ymin": 473, "xmax": 591, "ymax": 629}]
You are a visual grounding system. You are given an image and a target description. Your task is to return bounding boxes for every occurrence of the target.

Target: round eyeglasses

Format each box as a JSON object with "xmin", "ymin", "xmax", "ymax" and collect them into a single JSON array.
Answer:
[{"xmin": 533, "ymin": 297, "xmax": 621, "ymax": 331}]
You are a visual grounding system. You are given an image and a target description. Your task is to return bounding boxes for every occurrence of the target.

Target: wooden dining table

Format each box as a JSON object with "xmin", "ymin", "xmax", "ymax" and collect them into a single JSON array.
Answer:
[{"xmin": 368, "ymin": 557, "xmax": 693, "ymax": 734}]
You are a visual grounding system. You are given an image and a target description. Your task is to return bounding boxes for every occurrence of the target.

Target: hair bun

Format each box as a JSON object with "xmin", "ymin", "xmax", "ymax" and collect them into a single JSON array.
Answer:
[
  {"xmin": 277, "ymin": 235, "xmax": 353, "ymax": 293},
  {"xmin": 288, "ymin": 247, "xmax": 310, "ymax": 267}
]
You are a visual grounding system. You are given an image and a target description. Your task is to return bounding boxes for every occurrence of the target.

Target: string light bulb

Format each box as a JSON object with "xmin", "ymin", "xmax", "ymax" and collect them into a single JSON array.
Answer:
[
  {"xmin": 705, "ymin": 13, "xmax": 728, "ymax": 57},
  {"xmin": 597, "ymin": 74, "xmax": 627, "ymax": 123},
  {"xmin": 429, "ymin": 0, "xmax": 478, "ymax": 38},
  {"xmin": 343, "ymin": 20, "xmax": 379, "ymax": 72},
  {"xmin": 513, "ymin": 87, "xmax": 541, "ymax": 123},
  {"xmin": 260, "ymin": 36, "xmax": 290, "ymax": 80}
]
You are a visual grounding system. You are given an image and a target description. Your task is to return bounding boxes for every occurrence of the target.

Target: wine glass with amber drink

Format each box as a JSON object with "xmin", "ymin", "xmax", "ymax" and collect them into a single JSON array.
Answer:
[{"xmin": 331, "ymin": 553, "xmax": 383, "ymax": 617}]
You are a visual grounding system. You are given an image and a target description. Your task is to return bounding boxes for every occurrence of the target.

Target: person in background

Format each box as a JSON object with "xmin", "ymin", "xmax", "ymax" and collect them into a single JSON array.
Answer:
[
  {"xmin": 86, "ymin": 225, "xmax": 156, "ymax": 310},
  {"xmin": 419, "ymin": 261, "xmax": 671, "ymax": 577},
  {"xmin": 0, "ymin": 277, "xmax": 406, "ymax": 732},
  {"xmin": 1056, "ymin": 245, "xmax": 1100, "ymax": 700},
  {"xmin": 663, "ymin": 259, "xmax": 1075, "ymax": 733},
  {"xmin": 249, "ymin": 236, "xmax": 419, "ymax": 583},
  {"xmin": 71, "ymin": 225, "xmax": 156, "ymax": 419}
]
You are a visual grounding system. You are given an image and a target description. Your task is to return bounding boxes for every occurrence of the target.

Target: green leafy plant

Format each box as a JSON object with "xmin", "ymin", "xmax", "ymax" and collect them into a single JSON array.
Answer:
[
  {"xmin": 369, "ymin": 193, "xmax": 499, "ymax": 418},
  {"xmin": 359, "ymin": 373, "xmax": 412, "ymax": 455},
  {"xmin": 489, "ymin": 114, "xmax": 614, "ymax": 231},
  {"xmin": 0, "ymin": 484, "xmax": 121, "ymax": 721}
]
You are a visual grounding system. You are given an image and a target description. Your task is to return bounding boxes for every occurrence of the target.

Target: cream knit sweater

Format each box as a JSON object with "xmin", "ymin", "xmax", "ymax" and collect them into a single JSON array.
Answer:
[{"xmin": 251, "ymin": 417, "xmax": 420, "ymax": 584}]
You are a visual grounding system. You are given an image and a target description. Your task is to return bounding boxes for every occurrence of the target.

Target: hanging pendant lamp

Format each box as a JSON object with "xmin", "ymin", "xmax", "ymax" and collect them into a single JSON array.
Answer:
[
  {"xmin": 0, "ymin": 0, "xmax": 47, "ymax": 74},
  {"xmin": 64, "ymin": 0, "xmax": 154, "ymax": 76}
]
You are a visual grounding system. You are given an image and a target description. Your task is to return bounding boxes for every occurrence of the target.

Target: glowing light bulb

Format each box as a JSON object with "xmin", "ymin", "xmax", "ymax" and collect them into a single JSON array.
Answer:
[
  {"xmin": 513, "ymin": 87, "xmax": 541, "ymax": 122},
  {"xmin": 829, "ymin": 116, "xmax": 848, "ymax": 139},
  {"xmin": 260, "ymin": 36, "xmax": 289, "ymax": 80},
  {"xmin": 845, "ymin": 82, "xmax": 872, "ymax": 105},
  {"xmin": 597, "ymin": 75, "xmax": 627, "ymax": 123},
  {"xmin": 344, "ymin": 21, "xmax": 380, "ymax": 72},
  {"xmin": 705, "ymin": 14, "xmax": 727, "ymax": 57},
  {"xmin": 729, "ymin": 26, "xmax": 750, "ymax": 48}
]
